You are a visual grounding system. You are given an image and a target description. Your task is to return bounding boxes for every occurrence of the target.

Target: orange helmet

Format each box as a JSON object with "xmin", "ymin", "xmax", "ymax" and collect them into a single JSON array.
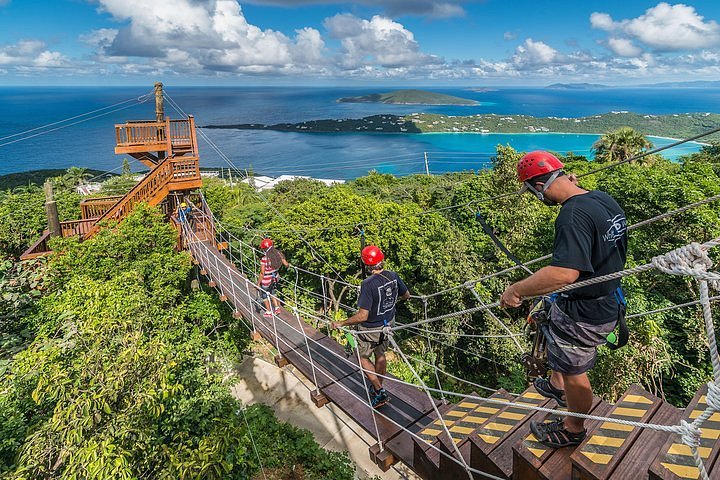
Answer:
[
  {"xmin": 361, "ymin": 245, "xmax": 384, "ymax": 266},
  {"xmin": 260, "ymin": 238, "xmax": 273, "ymax": 249}
]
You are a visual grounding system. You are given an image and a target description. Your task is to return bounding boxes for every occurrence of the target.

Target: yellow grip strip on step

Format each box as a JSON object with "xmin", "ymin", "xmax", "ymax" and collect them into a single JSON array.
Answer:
[
  {"xmin": 600, "ymin": 421, "xmax": 634, "ymax": 431},
  {"xmin": 612, "ymin": 407, "xmax": 647, "ymax": 417},
  {"xmin": 586, "ymin": 435, "xmax": 626, "ymax": 448},
  {"xmin": 498, "ymin": 411, "xmax": 527, "ymax": 421},
  {"xmin": 660, "ymin": 463, "xmax": 700, "ymax": 479},
  {"xmin": 450, "ymin": 425, "xmax": 475, "ymax": 435},
  {"xmin": 667, "ymin": 443, "xmax": 712, "ymax": 458},
  {"xmin": 622, "ymin": 394, "xmax": 654, "ymax": 404},
  {"xmin": 580, "ymin": 451, "xmax": 613, "ymax": 465}
]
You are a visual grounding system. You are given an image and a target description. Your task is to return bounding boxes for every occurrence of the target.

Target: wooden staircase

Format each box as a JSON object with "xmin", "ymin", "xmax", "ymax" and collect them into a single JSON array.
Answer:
[
  {"xmin": 399, "ymin": 382, "xmax": 720, "ymax": 480},
  {"xmin": 20, "ymin": 113, "xmax": 202, "ymax": 259}
]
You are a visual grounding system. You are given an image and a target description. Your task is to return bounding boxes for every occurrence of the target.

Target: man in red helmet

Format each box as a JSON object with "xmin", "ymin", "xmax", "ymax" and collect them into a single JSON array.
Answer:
[
  {"xmin": 257, "ymin": 238, "xmax": 289, "ymax": 318},
  {"xmin": 331, "ymin": 245, "xmax": 410, "ymax": 408},
  {"xmin": 501, "ymin": 150, "xmax": 627, "ymax": 449}
]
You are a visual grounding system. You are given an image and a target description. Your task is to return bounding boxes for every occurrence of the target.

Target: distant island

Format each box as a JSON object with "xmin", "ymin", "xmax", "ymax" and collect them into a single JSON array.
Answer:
[
  {"xmin": 203, "ymin": 111, "xmax": 720, "ymax": 141},
  {"xmin": 546, "ymin": 83, "xmax": 609, "ymax": 90},
  {"xmin": 337, "ymin": 89, "xmax": 479, "ymax": 106}
]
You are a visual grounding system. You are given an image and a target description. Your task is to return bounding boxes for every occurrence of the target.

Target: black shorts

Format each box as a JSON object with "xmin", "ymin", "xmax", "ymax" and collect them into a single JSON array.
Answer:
[
  {"xmin": 544, "ymin": 301, "xmax": 617, "ymax": 375},
  {"xmin": 260, "ymin": 283, "xmax": 276, "ymax": 299}
]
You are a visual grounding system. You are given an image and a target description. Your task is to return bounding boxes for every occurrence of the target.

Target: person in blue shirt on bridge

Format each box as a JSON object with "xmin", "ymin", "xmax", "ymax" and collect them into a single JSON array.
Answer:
[
  {"xmin": 332, "ymin": 246, "xmax": 410, "ymax": 409},
  {"xmin": 501, "ymin": 151, "xmax": 628, "ymax": 449}
]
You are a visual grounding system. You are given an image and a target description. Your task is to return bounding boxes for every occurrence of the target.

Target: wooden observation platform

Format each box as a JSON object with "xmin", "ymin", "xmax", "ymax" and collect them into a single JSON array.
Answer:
[{"xmin": 21, "ymin": 83, "xmax": 202, "ymax": 259}]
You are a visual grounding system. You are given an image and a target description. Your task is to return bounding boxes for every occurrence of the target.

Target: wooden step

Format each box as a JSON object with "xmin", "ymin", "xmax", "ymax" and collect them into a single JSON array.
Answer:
[
  {"xmin": 468, "ymin": 386, "xmax": 550, "ymax": 478},
  {"xmin": 650, "ymin": 385, "xmax": 720, "ymax": 480},
  {"xmin": 512, "ymin": 398, "xmax": 611, "ymax": 480},
  {"xmin": 571, "ymin": 385, "xmax": 662, "ymax": 480},
  {"xmin": 611, "ymin": 401, "xmax": 682, "ymax": 479},
  {"xmin": 394, "ymin": 390, "xmax": 510, "ymax": 480}
]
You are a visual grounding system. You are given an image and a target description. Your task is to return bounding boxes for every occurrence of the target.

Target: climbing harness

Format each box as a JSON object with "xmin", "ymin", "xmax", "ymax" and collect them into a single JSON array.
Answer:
[{"xmin": 521, "ymin": 296, "xmax": 552, "ymax": 379}]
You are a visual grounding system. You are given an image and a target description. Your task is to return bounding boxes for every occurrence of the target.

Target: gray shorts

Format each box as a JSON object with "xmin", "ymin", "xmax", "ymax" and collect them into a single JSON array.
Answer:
[
  {"xmin": 356, "ymin": 322, "xmax": 393, "ymax": 359},
  {"xmin": 543, "ymin": 302, "xmax": 617, "ymax": 375}
]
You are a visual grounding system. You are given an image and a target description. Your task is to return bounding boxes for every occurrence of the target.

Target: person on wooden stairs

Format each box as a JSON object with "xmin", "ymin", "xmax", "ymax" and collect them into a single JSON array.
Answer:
[
  {"xmin": 258, "ymin": 238, "xmax": 290, "ymax": 318},
  {"xmin": 332, "ymin": 245, "xmax": 410, "ymax": 409},
  {"xmin": 177, "ymin": 201, "xmax": 192, "ymax": 224},
  {"xmin": 500, "ymin": 151, "xmax": 629, "ymax": 448}
]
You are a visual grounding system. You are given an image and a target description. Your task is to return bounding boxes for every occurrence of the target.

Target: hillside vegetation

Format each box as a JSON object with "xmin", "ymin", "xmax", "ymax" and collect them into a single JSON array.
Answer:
[
  {"xmin": 205, "ymin": 111, "xmax": 720, "ymax": 141},
  {"xmin": 338, "ymin": 89, "xmax": 479, "ymax": 105},
  {"xmin": 1, "ymin": 135, "xmax": 719, "ymax": 476}
]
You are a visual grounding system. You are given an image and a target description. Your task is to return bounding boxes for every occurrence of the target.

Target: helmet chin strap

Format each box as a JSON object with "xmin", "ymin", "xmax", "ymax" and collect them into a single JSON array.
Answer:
[{"xmin": 525, "ymin": 170, "xmax": 562, "ymax": 202}]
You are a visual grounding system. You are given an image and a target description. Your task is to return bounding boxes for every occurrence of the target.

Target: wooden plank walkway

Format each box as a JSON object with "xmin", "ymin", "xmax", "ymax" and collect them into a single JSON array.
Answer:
[{"xmin": 187, "ymin": 234, "xmax": 440, "ymax": 470}]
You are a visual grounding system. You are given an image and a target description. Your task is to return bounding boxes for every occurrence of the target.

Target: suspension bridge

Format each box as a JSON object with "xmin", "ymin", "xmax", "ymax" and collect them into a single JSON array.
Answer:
[{"xmin": 15, "ymin": 83, "xmax": 720, "ymax": 480}]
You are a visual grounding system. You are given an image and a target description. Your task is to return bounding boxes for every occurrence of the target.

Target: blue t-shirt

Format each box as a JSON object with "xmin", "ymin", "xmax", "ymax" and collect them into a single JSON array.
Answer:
[{"xmin": 357, "ymin": 270, "xmax": 408, "ymax": 328}]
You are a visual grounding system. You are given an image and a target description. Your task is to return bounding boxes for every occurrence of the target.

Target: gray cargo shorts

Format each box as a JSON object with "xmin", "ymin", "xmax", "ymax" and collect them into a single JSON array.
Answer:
[
  {"xmin": 542, "ymin": 302, "xmax": 617, "ymax": 375},
  {"xmin": 356, "ymin": 321, "xmax": 393, "ymax": 359}
]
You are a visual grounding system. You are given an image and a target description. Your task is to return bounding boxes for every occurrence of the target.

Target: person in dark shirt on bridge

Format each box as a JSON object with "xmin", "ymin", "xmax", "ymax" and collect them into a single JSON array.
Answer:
[
  {"xmin": 500, "ymin": 151, "xmax": 628, "ymax": 449},
  {"xmin": 332, "ymin": 246, "xmax": 410, "ymax": 408}
]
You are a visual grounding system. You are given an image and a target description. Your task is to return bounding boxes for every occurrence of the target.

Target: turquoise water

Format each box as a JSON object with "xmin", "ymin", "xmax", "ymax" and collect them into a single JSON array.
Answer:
[
  {"xmin": 0, "ymin": 86, "xmax": 711, "ymax": 178},
  {"xmin": 208, "ymin": 130, "xmax": 702, "ymax": 178}
]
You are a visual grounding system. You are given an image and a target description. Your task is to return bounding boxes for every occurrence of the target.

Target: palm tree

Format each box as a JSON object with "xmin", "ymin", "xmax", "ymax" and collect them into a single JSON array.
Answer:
[
  {"xmin": 592, "ymin": 127, "xmax": 653, "ymax": 164},
  {"xmin": 60, "ymin": 167, "xmax": 91, "ymax": 189}
]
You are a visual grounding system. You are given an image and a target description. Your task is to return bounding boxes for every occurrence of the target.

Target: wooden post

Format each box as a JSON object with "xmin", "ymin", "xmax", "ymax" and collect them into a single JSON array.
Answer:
[
  {"xmin": 155, "ymin": 82, "xmax": 164, "ymax": 122},
  {"xmin": 44, "ymin": 181, "xmax": 61, "ymax": 238}
]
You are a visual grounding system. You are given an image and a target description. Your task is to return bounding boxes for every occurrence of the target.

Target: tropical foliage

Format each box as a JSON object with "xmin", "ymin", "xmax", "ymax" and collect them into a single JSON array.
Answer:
[{"xmin": 0, "ymin": 205, "xmax": 354, "ymax": 479}]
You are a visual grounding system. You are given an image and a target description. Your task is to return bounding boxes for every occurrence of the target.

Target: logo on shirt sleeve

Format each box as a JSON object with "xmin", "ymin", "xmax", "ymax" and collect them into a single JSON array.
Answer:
[{"xmin": 603, "ymin": 214, "xmax": 627, "ymax": 243}]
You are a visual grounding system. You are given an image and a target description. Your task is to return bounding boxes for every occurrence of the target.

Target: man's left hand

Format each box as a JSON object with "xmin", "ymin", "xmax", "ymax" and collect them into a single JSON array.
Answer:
[{"xmin": 500, "ymin": 284, "xmax": 523, "ymax": 308}]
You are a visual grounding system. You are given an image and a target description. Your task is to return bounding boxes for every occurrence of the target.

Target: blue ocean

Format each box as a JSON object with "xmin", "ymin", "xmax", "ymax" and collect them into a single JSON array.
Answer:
[{"xmin": 0, "ymin": 86, "xmax": 716, "ymax": 179}]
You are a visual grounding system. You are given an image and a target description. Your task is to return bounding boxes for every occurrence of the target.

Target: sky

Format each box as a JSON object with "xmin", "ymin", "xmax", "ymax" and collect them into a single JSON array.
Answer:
[{"xmin": 1, "ymin": 0, "xmax": 719, "ymax": 86}]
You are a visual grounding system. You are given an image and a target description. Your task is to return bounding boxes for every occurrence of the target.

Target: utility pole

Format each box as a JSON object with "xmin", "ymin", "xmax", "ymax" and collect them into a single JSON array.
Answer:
[
  {"xmin": 44, "ymin": 181, "xmax": 61, "ymax": 238},
  {"xmin": 424, "ymin": 151, "xmax": 430, "ymax": 176}
]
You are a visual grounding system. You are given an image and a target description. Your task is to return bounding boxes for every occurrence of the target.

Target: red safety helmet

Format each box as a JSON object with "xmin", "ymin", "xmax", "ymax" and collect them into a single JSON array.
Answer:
[
  {"xmin": 361, "ymin": 245, "xmax": 384, "ymax": 266},
  {"xmin": 260, "ymin": 238, "xmax": 273, "ymax": 249},
  {"xmin": 516, "ymin": 151, "xmax": 564, "ymax": 183}
]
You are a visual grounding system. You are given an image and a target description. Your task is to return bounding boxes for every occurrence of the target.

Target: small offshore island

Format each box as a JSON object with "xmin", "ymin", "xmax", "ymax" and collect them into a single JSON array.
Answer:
[
  {"xmin": 337, "ymin": 89, "xmax": 479, "ymax": 106},
  {"xmin": 204, "ymin": 111, "xmax": 720, "ymax": 141}
]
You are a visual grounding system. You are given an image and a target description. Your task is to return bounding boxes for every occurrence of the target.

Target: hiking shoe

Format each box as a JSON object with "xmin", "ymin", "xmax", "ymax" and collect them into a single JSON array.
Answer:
[
  {"xmin": 263, "ymin": 311, "xmax": 273, "ymax": 318},
  {"xmin": 370, "ymin": 388, "xmax": 389, "ymax": 409},
  {"xmin": 274, "ymin": 306, "xmax": 281, "ymax": 314},
  {"xmin": 534, "ymin": 377, "xmax": 567, "ymax": 407},
  {"xmin": 530, "ymin": 419, "xmax": 586, "ymax": 448}
]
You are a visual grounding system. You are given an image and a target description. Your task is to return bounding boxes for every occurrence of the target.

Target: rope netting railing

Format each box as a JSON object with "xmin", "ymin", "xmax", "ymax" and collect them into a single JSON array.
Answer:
[
  {"xmin": 181, "ymin": 204, "xmax": 720, "ymax": 480},
  {"xmin": 164, "ymin": 90, "xmax": 720, "ymax": 478}
]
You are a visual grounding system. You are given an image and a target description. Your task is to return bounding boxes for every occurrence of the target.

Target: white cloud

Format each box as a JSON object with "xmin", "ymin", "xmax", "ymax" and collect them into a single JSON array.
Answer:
[
  {"xmin": 324, "ymin": 13, "xmax": 440, "ymax": 69},
  {"xmin": 92, "ymin": 0, "xmax": 324, "ymax": 73},
  {"xmin": 592, "ymin": 3, "xmax": 720, "ymax": 51},
  {"xmin": 607, "ymin": 37, "xmax": 642, "ymax": 57},
  {"xmin": 0, "ymin": 40, "xmax": 69, "ymax": 69},
  {"xmin": 243, "ymin": 0, "xmax": 468, "ymax": 18},
  {"xmin": 503, "ymin": 31, "xmax": 516, "ymax": 41},
  {"xmin": 512, "ymin": 39, "xmax": 561, "ymax": 67}
]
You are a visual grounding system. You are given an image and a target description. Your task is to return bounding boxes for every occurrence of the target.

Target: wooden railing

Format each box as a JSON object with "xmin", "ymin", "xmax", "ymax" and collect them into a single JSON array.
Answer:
[
  {"xmin": 19, "ymin": 231, "xmax": 52, "ymax": 260},
  {"xmin": 116, "ymin": 121, "xmax": 166, "ymax": 146},
  {"xmin": 115, "ymin": 117, "xmax": 196, "ymax": 156},
  {"xmin": 80, "ymin": 196, "xmax": 123, "ymax": 219},
  {"xmin": 61, "ymin": 218, "xmax": 100, "ymax": 237},
  {"xmin": 81, "ymin": 156, "xmax": 200, "ymax": 240}
]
